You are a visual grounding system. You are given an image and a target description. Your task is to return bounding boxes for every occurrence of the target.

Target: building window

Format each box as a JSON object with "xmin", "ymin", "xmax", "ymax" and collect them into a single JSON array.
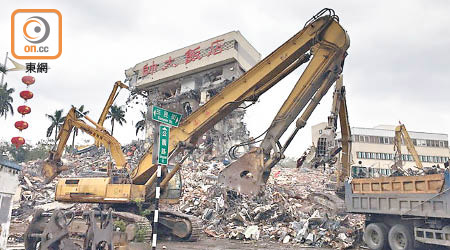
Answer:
[
  {"xmin": 388, "ymin": 137, "xmax": 394, "ymax": 144},
  {"xmin": 357, "ymin": 152, "xmax": 362, "ymax": 159},
  {"xmin": 417, "ymin": 139, "xmax": 427, "ymax": 147}
]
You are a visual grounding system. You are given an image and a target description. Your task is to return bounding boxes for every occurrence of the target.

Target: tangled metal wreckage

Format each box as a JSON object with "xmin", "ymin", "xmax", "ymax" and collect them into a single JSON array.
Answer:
[{"xmin": 6, "ymin": 8, "xmax": 374, "ymax": 249}]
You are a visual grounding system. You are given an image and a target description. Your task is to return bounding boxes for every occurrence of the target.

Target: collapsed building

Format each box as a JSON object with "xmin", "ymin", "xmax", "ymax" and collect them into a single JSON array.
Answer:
[{"xmin": 125, "ymin": 31, "xmax": 261, "ymax": 159}]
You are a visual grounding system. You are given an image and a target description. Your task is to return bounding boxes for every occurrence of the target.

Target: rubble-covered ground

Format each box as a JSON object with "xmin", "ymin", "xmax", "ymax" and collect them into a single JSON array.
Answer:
[
  {"xmin": 172, "ymin": 158, "xmax": 365, "ymax": 249},
  {"xmin": 8, "ymin": 142, "xmax": 365, "ymax": 249}
]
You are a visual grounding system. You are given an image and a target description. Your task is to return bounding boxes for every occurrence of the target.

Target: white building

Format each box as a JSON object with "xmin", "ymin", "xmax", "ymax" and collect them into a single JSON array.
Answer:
[
  {"xmin": 312, "ymin": 123, "xmax": 450, "ymax": 170},
  {"xmin": 0, "ymin": 157, "xmax": 21, "ymax": 249}
]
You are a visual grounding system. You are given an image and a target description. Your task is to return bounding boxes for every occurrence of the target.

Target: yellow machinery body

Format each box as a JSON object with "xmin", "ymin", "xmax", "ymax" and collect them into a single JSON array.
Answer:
[{"xmin": 55, "ymin": 177, "xmax": 145, "ymax": 203}]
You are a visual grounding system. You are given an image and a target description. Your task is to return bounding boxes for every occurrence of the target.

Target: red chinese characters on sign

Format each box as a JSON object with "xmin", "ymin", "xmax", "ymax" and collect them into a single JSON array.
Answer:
[
  {"xmin": 141, "ymin": 40, "xmax": 227, "ymax": 73},
  {"xmin": 185, "ymin": 46, "xmax": 202, "ymax": 64},
  {"xmin": 143, "ymin": 61, "xmax": 158, "ymax": 77},
  {"xmin": 208, "ymin": 39, "xmax": 224, "ymax": 56},
  {"xmin": 162, "ymin": 56, "xmax": 177, "ymax": 70}
]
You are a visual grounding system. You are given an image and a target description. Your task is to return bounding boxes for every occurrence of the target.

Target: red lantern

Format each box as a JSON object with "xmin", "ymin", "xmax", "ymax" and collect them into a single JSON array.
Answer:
[
  {"xmin": 22, "ymin": 76, "xmax": 35, "ymax": 86},
  {"xmin": 15, "ymin": 121, "xmax": 29, "ymax": 131},
  {"xmin": 11, "ymin": 137, "xmax": 25, "ymax": 148},
  {"xmin": 17, "ymin": 105, "xmax": 31, "ymax": 115},
  {"xmin": 20, "ymin": 90, "xmax": 34, "ymax": 101}
]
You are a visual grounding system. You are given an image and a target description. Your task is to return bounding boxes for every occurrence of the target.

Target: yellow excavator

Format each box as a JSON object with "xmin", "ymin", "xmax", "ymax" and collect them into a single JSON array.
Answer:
[
  {"xmin": 41, "ymin": 81, "xmax": 129, "ymax": 182},
  {"xmin": 392, "ymin": 122, "xmax": 423, "ymax": 172},
  {"xmin": 311, "ymin": 75, "xmax": 352, "ymax": 190},
  {"xmin": 26, "ymin": 8, "xmax": 350, "ymax": 249}
]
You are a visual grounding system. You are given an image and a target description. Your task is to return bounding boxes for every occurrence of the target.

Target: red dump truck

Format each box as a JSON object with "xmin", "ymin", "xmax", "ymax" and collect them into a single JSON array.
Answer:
[{"xmin": 345, "ymin": 171, "xmax": 450, "ymax": 249}]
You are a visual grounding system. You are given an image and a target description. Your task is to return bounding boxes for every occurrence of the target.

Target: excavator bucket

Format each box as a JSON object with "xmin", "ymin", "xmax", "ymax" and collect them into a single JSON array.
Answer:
[
  {"xmin": 42, "ymin": 159, "xmax": 68, "ymax": 184},
  {"xmin": 218, "ymin": 148, "xmax": 266, "ymax": 195}
]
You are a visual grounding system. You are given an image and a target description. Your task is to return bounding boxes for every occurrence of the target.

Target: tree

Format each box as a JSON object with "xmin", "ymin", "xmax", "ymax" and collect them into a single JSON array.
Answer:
[
  {"xmin": 71, "ymin": 105, "xmax": 89, "ymax": 153},
  {"xmin": 106, "ymin": 105, "xmax": 126, "ymax": 136},
  {"xmin": 0, "ymin": 82, "xmax": 14, "ymax": 119},
  {"xmin": 135, "ymin": 111, "xmax": 146, "ymax": 136},
  {"xmin": 46, "ymin": 109, "xmax": 65, "ymax": 141}
]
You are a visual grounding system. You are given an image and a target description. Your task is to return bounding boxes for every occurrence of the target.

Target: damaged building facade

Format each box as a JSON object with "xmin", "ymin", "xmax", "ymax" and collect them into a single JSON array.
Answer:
[{"xmin": 125, "ymin": 31, "xmax": 261, "ymax": 159}]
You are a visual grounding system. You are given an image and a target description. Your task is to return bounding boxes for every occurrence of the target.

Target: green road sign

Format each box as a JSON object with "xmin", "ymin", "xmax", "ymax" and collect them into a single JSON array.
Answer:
[
  {"xmin": 152, "ymin": 106, "xmax": 182, "ymax": 127},
  {"xmin": 158, "ymin": 125, "xmax": 170, "ymax": 165}
]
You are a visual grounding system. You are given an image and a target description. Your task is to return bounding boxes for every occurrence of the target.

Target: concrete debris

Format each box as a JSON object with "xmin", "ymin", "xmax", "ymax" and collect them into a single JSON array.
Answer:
[
  {"xmin": 172, "ymin": 158, "xmax": 365, "ymax": 249},
  {"xmin": 244, "ymin": 225, "xmax": 260, "ymax": 240},
  {"xmin": 35, "ymin": 201, "xmax": 74, "ymax": 211},
  {"xmin": 8, "ymin": 139, "xmax": 365, "ymax": 249}
]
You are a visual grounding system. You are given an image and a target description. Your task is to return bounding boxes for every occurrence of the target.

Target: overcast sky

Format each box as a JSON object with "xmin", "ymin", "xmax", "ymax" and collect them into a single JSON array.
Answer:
[{"xmin": 1, "ymin": 0, "xmax": 449, "ymax": 158}]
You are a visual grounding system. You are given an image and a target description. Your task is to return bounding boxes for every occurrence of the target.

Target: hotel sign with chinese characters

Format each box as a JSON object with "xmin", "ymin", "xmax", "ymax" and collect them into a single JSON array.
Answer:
[
  {"xmin": 141, "ymin": 39, "xmax": 231, "ymax": 77},
  {"xmin": 125, "ymin": 31, "xmax": 262, "ymax": 90}
]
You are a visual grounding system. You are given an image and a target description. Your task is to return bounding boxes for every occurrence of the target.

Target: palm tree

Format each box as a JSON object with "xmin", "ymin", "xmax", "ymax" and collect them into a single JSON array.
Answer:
[
  {"xmin": 106, "ymin": 105, "xmax": 126, "ymax": 136},
  {"xmin": 71, "ymin": 105, "xmax": 89, "ymax": 153},
  {"xmin": 0, "ymin": 82, "xmax": 14, "ymax": 119},
  {"xmin": 46, "ymin": 109, "xmax": 65, "ymax": 141},
  {"xmin": 135, "ymin": 111, "xmax": 146, "ymax": 136}
]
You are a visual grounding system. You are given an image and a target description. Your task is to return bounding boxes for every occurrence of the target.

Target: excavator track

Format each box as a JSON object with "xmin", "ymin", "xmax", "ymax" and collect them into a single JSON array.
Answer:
[
  {"xmin": 113, "ymin": 209, "xmax": 202, "ymax": 241},
  {"xmin": 160, "ymin": 210, "xmax": 202, "ymax": 241}
]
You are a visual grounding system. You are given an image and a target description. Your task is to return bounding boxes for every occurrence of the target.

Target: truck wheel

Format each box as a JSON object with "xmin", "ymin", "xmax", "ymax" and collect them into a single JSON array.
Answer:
[
  {"xmin": 363, "ymin": 223, "xmax": 388, "ymax": 250},
  {"xmin": 388, "ymin": 224, "xmax": 415, "ymax": 250}
]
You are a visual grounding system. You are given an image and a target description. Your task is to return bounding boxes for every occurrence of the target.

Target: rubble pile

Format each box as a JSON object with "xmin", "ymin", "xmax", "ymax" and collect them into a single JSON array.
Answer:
[
  {"xmin": 9, "ymin": 140, "xmax": 364, "ymax": 248},
  {"xmin": 175, "ymin": 160, "xmax": 364, "ymax": 248}
]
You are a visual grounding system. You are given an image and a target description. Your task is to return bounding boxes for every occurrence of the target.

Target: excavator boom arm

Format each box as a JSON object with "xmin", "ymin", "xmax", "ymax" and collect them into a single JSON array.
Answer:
[
  {"xmin": 394, "ymin": 124, "xmax": 423, "ymax": 170},
  {"xmin": 42, "ymin": 107, "xmax": 127, "ymax": 183},
  {"xmin": 130, "ymin": 11, "xmax": 349, "ymax": 184},
  {"xmin": 98, "ymin": 81, "xmax": 129, "ymax": 127}
]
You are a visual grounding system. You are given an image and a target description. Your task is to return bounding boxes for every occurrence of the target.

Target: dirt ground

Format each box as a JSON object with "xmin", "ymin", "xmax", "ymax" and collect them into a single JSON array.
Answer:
[{"xmin": 129, "ymin": 237, "xmax": 328, "ymax": 250}]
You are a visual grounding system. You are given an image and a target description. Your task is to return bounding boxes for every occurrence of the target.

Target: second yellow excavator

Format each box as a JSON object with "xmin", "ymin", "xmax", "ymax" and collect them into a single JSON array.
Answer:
[{"xmin": 392, "ymin": 122, "xmax": 424, "ymax": 172}]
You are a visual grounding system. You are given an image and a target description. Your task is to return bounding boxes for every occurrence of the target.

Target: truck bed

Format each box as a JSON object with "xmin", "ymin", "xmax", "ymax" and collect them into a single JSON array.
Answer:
[{"xmin": 345, "ymin": 171, "xmax": 450, "ymax": 218}]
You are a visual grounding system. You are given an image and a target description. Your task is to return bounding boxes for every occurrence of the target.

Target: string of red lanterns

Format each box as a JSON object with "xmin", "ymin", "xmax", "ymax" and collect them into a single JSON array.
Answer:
[{"xmin": 11, "ymin": 76, "xmax": 35, "ymax": 148}]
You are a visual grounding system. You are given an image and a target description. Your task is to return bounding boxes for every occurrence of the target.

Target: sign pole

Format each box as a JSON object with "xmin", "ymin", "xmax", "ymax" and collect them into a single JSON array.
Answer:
[
  {"xmin": 150, "ymin": 105, "xmax": 177, "ymax": 249},
  {"xmin": 151, "ymin": 120, "xmax": 160, "ymax": 250},
  {"xmin": 151, "ymin": 163, "xmax": 162, "ymax": 250}
]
